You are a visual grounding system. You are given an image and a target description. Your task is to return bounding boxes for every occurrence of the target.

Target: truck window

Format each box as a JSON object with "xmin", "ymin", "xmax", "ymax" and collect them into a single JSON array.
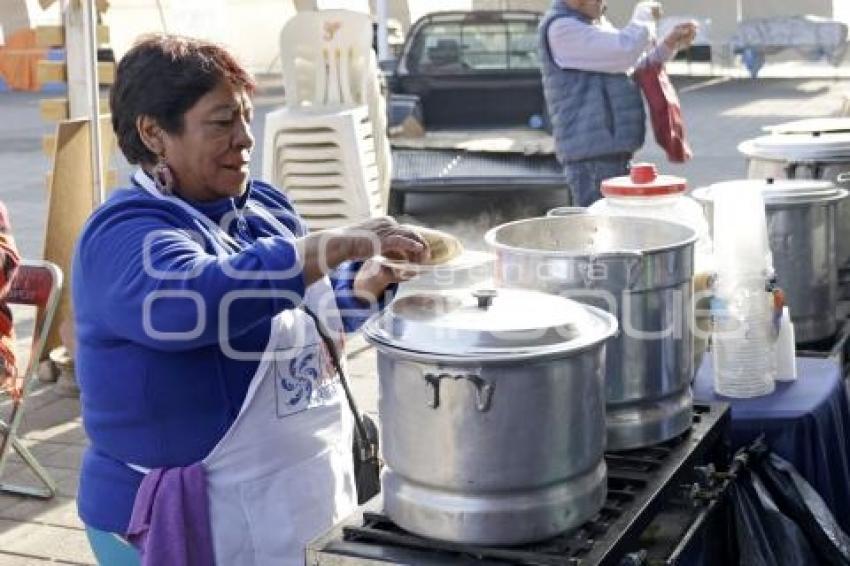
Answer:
[
  {"xmin": 408, "ymin": 18, "xmax": 540, "ymax": 74},
  {"xmin": 507, "ymin": 21, "xmax": 539, "ymax": 70}
]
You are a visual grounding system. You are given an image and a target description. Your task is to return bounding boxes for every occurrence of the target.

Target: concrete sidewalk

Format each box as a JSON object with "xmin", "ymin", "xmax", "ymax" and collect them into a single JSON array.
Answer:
[
  {"xmin": 0, "ymin": 386, "xmax": 93, "ymax": 565},
  {"xmin": 1, "ymin": 73, "xmax": 850, "ymax": 563},
  {"xmin": 0, "ymin": 331, "xmax": 380, "ymax": 565}
]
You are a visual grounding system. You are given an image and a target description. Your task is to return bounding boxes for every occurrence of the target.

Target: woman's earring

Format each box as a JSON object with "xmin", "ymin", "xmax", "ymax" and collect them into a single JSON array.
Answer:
[{"xmin": 153, "ymin": 156, "xmax": 175, "ymax": 195}]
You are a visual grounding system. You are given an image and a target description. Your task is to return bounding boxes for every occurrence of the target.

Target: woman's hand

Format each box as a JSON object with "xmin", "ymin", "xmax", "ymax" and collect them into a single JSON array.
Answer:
[
  {"xmin": 343, "ymin": 217, "xmax": 430, "ymax": 264},
  {"xmin": 352, "ymin": 259, "xmax": 418, "ymax": 304},
  {"xmin": 296, "ymin": 217, "xmax": 429, "ymax": 287}
]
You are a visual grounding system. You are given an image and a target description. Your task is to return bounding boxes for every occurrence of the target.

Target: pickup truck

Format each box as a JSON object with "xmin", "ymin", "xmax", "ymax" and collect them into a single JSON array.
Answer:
[{"xmin": 384, "ymin": 10, "xmax": 567, "ymax": 215}]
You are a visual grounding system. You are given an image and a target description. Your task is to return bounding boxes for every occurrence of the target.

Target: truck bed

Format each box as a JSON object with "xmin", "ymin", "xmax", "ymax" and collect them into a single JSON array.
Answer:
[
  {"xmin": 388, "ymin": 148, "xmax": 567, "ymax": 215},
  {"xmin": 390, "ymin": 127, "xmax": 555, "ymax": 154}
]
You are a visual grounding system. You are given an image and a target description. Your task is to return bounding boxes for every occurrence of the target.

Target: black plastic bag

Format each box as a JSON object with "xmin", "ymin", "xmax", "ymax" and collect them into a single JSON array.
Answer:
[
  {"xmin": 754, "ymin": 451, "xmax": 850, "ymax": 566},
  {"xmin": 731, "ymin": 468, "xmax": 817, "ymax": 566},
  {"xmin": 731, "ymin": 439, "xmax": 850, "ymax": 566}
]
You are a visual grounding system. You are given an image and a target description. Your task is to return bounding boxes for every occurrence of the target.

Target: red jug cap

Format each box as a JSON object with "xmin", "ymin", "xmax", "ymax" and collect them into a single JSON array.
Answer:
[{"xmin": 601, "ymin": 163, "xmax": 687, "ymax": 197}]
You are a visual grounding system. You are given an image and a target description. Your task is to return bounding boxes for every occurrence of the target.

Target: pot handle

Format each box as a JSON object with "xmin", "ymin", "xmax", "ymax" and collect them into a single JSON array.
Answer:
[
  {"xmin": 547, "ymin": 206, "xmax": 588, "ymax": 217},
  {"xmin": 837, "ymin": 171, "xmax": 850, "ymax": 184},
  {"xmin": 423, "ymin": 372, "xmax": 494, "ymax": 412}
]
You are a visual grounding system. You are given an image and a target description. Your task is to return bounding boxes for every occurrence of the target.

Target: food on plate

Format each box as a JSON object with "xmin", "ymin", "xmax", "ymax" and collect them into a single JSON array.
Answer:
[{"xmin": 385, "ymin": 226, "xmax": 463, "ymax": 266}]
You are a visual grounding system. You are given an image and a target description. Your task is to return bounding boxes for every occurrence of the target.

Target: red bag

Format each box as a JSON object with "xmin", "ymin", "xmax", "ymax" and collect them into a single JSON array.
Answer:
[{"xmin": 634, "ymin": 61, "xmax": 692, "ymax": 163}]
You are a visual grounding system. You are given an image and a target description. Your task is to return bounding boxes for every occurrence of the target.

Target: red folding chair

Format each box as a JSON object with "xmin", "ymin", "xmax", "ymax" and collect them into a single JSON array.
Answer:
[{"xmin": 0, "ymin": 260, "xmax": 63, "ymax": 499}]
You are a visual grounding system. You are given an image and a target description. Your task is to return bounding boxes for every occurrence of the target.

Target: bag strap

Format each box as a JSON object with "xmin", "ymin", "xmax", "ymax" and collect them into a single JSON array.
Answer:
[{"xmin": 301, "ymin": 306, "xmax": 375, "ymax": 459}]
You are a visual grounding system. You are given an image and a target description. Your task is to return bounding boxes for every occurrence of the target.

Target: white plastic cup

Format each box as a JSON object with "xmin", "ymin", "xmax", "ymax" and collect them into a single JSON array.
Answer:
[{"xmin": 712, "ymin": 281, "xmax": 777, "ymax": 398}]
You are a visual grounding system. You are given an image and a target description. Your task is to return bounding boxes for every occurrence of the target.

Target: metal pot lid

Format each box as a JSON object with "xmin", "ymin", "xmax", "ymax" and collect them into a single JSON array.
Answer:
[
  {"xmin": 363, "ymin": 288, "xmax": 617, "ymax": 360},
  {"xmin": 739, "ymin": 133, "xmax": 850, "ymax": 160},
  {"xmin": 763, "ymin": 117, "xmax": 850, "ymax": 135},
  {"xmin": 693, "ymin": 179, "xmax": 845, "ymax": 205},
  {"xmin": 601, "ymin": 162, "xmax": 687, "ymax": 197}
]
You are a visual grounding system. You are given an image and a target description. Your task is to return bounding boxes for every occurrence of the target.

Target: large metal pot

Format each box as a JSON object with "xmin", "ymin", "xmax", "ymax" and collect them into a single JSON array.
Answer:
[
  {"xmin": 738, "ymin": 130, "xmax": 850, "ymax": 276},
  {"xmin": 485, "ymin": 216, "xmax": 697, "ymax": 451},
  {"xmin": 692, "ymin": 179, "xmax": 848, "ymax": 343},
  {"xmin": 363, "ymin": 288, "xmax": 618, "ymax": 545}
]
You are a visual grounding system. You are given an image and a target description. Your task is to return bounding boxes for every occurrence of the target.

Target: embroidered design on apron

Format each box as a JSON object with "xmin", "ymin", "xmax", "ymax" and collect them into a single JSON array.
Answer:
[{"xmin": 274, "ymin": 342, "xmax": 340, "ymax": 417}]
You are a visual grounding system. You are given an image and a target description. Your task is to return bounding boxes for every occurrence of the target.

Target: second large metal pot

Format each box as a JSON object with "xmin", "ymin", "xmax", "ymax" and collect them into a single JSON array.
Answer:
[
  {"xmin": 363, "ymin": 288, "xmax": 617, "ymax": 545},
  {"xmin": 692, "ymin": 179, "xmax": 848, "ymax": 343},
  {"xmin": 739, "ymin": 131, "xmax": 850, "ymax": 275},
  {"xmin": 485, "ymin": 216, "xmax": 697, "ymax": 451}
]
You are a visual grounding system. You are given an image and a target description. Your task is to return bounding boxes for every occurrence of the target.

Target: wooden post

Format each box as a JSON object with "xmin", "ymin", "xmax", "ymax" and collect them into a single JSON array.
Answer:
[
  {"xmin": 155, "ymin": 0, "xmax": 169, "ymax": 33},
  {"xmin": 36, "ymin": 0, "xmax": 113, "ymax": 359},
  {"xmin": 62, "ymin": 0, "xmax": 104, "ymax": 206},
  {"xmin": 62, "ymin": 0, "xmax": 88, "ymax": 118},
  {"xmin": 376, "ymin": 0, "xmax": 390, "ymax": 62}
]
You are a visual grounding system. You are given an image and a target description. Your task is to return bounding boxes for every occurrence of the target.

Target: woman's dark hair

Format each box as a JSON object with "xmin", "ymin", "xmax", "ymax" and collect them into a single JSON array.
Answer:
[{"xmin": 110, "ymin": 34, "xmax": 257, "ymax": 164}]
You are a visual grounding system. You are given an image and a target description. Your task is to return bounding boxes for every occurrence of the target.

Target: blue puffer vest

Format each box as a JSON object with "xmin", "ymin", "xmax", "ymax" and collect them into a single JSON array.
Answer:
[{"xmin": 539, "ymin": 1, "xmax": 646, "ymax": 163}]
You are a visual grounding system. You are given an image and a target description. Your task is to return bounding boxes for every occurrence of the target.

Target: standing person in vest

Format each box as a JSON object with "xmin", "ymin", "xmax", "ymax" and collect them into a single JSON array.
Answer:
[{"xmin": 539, "ymin": 0, "xmax": 697, "ymax": 206}]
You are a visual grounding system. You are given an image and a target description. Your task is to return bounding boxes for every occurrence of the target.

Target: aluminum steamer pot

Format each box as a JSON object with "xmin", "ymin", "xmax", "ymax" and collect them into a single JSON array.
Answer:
[
  {"xmin": 485, "ymin": 216, "xmax": 697, "ymax": 451},
  {"xmin": 363, "ymin": 288, "xmax": 618, "ymax": 545},
  {"xmin": 692, "ymin": 180, "xmax": 848, "ymax": 343},
  {"xmin": 738, "ymin": 131, "xmax": 850, "ymax": 279}
]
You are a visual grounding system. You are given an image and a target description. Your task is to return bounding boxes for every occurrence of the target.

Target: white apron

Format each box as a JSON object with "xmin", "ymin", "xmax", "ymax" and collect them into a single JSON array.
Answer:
[{"xmin": 132, "ymin": 170, "xmax": 357, "ymax": 565}]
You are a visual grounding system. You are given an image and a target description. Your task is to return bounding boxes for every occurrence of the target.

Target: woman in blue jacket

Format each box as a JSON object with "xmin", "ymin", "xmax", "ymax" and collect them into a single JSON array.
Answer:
[{"xmin": 73, "ymin": 34, "xmax": 426, "ymax": 564}]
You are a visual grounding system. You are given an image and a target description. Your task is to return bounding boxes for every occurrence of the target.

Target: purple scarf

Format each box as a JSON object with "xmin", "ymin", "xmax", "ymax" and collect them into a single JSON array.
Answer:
[{"xmin": 126, "ymin": 463, "xmax": 215, "ymax": 566}]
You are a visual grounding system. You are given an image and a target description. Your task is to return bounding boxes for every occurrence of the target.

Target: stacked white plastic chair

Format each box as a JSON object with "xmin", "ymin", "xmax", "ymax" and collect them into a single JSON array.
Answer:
[{"xmin": 262, "ymin": 9, "xmax": 392, "ymax": 231}]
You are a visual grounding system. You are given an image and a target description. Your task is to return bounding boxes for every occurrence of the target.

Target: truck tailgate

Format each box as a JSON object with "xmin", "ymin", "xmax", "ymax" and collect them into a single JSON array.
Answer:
[
  {"xmin": 392, "ymin": 148, "xmax": 564, "ymax": 187},
  {"xmin": 389, "ymin": 148, "xmax": 567, "ymax": 215}
]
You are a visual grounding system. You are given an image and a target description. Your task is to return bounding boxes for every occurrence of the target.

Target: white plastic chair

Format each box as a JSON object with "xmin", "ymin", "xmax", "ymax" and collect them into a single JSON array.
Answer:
[
  {"xmin": 263, "ymin": 104, "xmax": 382, "ymax": 232},
  {"xmin": 364, "ymin": 50, "xmax": 392, "ymax": 207},
  {"xmin": 279, "ymin": 9, "xmax": 372, "ymax": 108},
  {"xmin": 264, "ymin": 9, "xmax": 392, "ymax": 228},
  {"xmin": 0, "ymin": 260, "xmax": 63, "ymax": 499}
]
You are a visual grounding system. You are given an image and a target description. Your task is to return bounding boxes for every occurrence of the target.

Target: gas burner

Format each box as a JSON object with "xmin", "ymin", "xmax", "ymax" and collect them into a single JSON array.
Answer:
[{"xmin": 308, "ymin": 403, "xmax": 731, "ymax": 566}]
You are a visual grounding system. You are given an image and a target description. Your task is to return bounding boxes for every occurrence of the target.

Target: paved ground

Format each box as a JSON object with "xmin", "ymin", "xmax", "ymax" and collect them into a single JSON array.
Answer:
[{"xmin": 0, "ymin": 74, "xmax": 849, "ymax": 563}]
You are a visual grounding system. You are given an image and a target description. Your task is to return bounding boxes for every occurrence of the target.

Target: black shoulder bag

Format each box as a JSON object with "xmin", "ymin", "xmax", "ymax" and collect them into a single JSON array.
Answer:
[{"xmin": 302, "ymin": 307, "xmax": 381, "ymax": 505}]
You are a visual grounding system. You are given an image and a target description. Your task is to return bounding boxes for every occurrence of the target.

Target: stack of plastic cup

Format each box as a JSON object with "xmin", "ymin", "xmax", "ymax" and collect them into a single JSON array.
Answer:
[
  {"xmin": 712, "ymin": 184, "xmax": 773, "ymax": 279},
  {"xmin": 711, "ymin": 183, "xmax": 777, "ymax": 398}
]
